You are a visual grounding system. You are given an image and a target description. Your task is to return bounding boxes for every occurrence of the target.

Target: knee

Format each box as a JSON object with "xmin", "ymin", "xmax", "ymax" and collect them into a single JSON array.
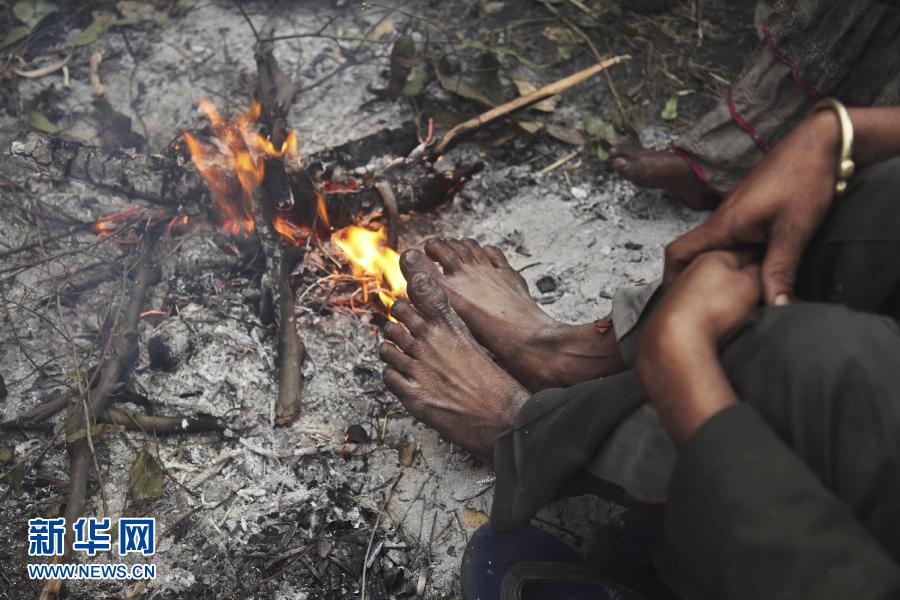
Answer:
[
  {"xmin": 720, "ymin": 303, "xmax": 900, "ymax": 424},
  {"xmin": 722, "ymin": 303, "xmax": 897, "ymax": 383}
]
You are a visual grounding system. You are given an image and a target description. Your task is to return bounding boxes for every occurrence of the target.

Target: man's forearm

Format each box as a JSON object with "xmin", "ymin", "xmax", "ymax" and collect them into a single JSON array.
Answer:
[
  {"xmin": 636, "ymin": 323, "xmax": 738, "ymax": 447},
  {"xmin": 812, "ymin": 107, "xmax": 900, "ymax": 169}
]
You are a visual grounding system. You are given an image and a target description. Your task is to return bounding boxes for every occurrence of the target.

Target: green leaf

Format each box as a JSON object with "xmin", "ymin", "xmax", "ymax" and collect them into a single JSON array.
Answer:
[
  {"xmin": 584, "ymin": 116, "xmax": 618, "ymax": 145},
  {"xmin": 28, "ymin": 110, "xmax": 59, "ymax": 134},
  {"xmin": 543, "ymin": 26, "xmax": 581, "ymax": 46},
  {"xmin": 435, "ymin": 53, "xmax": 506, "ymax": 108},
  {"xmin": 1, "ymin": 25, "xmax": 31, "ymax": 49},
  {"xmin": 460, "ymin": 40, "xmax": 547, "ymax": 70},
  {"xmin": 13, "ymin": 0, "xmax": 57, "ymax": 28},
  {"xmin": 130, "ymin": 449, "xmax": 163, "ymax": 503},
  {"xmin": 72, "ymin": 17, "xmax": 135, "ymax": 46},
  {"xmin": 401, "ymin": 70, "xmax": 429, "ymax": 97},
  {"xmin": 661, "ymin": 96, "xmax": 679, "ymax": 121},
  {"xmin": 596, "ymin": 144, "xmax": 609, "ymax": 160}
]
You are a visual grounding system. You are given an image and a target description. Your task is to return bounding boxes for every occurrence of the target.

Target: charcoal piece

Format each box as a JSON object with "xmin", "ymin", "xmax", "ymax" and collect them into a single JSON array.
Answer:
[
  {"xmin": 147, "ymin": 320, "xmax": 195, "ymax": 371},
  {"xmin": 536, "ymin": 275, "xmax": 557, "ymax": 293},
  {"xmin": 345, "ymin": 424, "xmax": 370, "ymax": 444}
]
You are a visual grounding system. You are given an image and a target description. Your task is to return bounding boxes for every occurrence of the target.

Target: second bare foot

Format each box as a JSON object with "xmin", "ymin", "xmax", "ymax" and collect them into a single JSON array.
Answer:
[
  {"xmin": 380, "ymin": 272, "xmax": 530, "ymax": 463},
  {"xmin": 610, "ymin": 146, "xmax": 720, "ymax": 210},
  {"xmin": 398, "ymin": 241, "xmax": 626, "ymax": 392}
]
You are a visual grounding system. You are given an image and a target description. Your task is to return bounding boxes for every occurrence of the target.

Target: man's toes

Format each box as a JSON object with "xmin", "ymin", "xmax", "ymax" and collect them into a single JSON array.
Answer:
[
  {"xmin": 382, "ymin": 366, "xmax": 412, "ymax": 397},
  {"xmin": 382, "ymin": 321, "xmax": 417, "ymax": 355},
  {"xmin": 611, "ymin": 156, "xmax": 634, "ymax": 178},
  {"xmin": 407, "ymin": 272, "xmax": 460, "ymax": 327},
  {"xmin": 424, "ymin": 239, "xmax": 464, "ymax": 273},
  {"xmin": 460, "ymin": 238, "xmax": 489, "ymax": 263},
  {"xmin": 389, "ymin": 300, "xmax": 427, "ymax": 335},
  {"xmin": 446, "ymin": 239, "xmax": 477, "ymax": 263},
  {"xmin": 379, "ymin": 342, "xmax": 414, "ymax": 374},
  {"xmin": 399, "ymin": 249, "xmax": 443, "ymax": 285},
  {"xmin": 483, "ymin": 245, "xmax": 512, "ymax": 269}
]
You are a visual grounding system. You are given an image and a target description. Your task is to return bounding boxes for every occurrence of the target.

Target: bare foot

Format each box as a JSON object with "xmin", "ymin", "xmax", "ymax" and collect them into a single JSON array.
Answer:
[
  {"xmin": 397, "ymin": 240, "xmax": 626, "ymax": 393},
  {"xmin": 380, "ymin": 272, "xmax": 530, "ymax": 463},
  {"xmin": 610, "ymin": 146, "xmax": 720, "ymax": 210}
]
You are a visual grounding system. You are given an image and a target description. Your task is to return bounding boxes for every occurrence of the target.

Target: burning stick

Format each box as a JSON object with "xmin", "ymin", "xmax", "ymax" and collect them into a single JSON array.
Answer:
[
  {"xmin": 374, "ymin": 181, "xmax": 400, "ymax": 251},
  {"xmin": 252, "ymin": 17, "xmax": 306, "ymax": 427},
  {"xmin": 273, "ymin": 252, "xmax": 305, "ymax": 426},
  {"xmin": 432, "ymin": 55, "xmax": 631, "ymax": 158}
]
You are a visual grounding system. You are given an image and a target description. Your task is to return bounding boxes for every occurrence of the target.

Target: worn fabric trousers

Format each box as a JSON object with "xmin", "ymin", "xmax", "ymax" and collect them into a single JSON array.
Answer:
[
  {"xmin": 490, "ymin": 158, "xmax": 900, "ymax": 598},
  {"xmin": 676, "ymin": 0, "xmax": 900, "ymax": 194}
]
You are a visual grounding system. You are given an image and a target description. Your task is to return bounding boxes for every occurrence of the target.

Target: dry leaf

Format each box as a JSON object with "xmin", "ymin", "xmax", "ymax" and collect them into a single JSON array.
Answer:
[
  {"xmin": 461, "ymin": 507, "xmax": 489, "ymax": 529},
  {"xmin": 546, "ymin": 124, "xmax": 587, "ymax": 146},
  {"xmin": 512, "ymin": 78, "xmax": 558, "ymax": 112},
  {"xmin": 372, "ymin": 17, "xmax": 395, "ymax": 42},
  {"xmin": 130, "ymin": 448, "xmax": 163, "ymax": 503},
  {"xmin": 398, "ymin": 441, "xmax": 417, "ymax": 466}
]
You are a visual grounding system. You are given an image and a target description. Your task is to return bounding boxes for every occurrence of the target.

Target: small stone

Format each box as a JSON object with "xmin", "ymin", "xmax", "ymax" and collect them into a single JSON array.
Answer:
[
  {"xmin": 570, "ymin": 185, "xmax": 589, "ymax": 200},
  {"xmin": 536, "ymin": 275, "xmax": 557, "ymax": 293}
]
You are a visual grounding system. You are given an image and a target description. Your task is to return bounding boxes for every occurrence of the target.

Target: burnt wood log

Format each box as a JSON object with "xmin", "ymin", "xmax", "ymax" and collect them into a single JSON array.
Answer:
[
  {"xmin": 8, "ymin": 129, "xmax": 479, "ymax": 224},
  {"xmin": 253, "ymin": 18, "xmax": 305, "ymax": 426},
  {"xmin": 99, "ymin": 407, "xmax": 223, "ymax": 434}
]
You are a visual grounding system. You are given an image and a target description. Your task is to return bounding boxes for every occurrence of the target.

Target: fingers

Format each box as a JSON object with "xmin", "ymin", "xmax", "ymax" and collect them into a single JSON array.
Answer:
[
  {"xmin": 761, "ymin": 217, "xmax": 814, "ymax": 305},
  {"xmin": 663, "ymin": 216, "xmax": 738, "ymax": 288}
]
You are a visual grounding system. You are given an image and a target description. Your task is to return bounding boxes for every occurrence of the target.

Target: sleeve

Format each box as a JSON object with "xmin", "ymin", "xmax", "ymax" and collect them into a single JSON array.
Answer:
[{"xmin": 664, "ymin": 403, "xmax": 900, "ymax": 600}]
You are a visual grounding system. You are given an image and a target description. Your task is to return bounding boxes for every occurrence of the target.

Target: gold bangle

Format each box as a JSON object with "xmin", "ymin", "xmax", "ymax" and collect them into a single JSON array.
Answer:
[{"xmin": 811, "ymin": 97, "xmax": 855, "ymax": 195}]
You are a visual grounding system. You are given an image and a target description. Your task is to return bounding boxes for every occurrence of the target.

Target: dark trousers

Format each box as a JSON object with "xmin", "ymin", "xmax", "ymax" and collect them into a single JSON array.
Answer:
[{"xmin": 490, "ymin": 158, "xmax": 900, "ymax": 599}]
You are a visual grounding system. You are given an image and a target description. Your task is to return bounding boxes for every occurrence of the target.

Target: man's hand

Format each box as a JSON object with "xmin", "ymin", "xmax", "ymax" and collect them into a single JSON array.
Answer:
[
  {"xmin": 664, "ymin": 111, "xmax": 841, "ymax": 305},
  {"xmin": 637, "ymin": 251, "xmax": 762, "ymax": 446}
]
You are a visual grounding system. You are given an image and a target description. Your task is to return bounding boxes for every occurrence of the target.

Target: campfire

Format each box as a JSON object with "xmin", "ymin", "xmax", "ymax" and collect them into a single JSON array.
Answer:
[{"xmin": 180, "ymin": 99, "xmax": 407, "ymax": 313}]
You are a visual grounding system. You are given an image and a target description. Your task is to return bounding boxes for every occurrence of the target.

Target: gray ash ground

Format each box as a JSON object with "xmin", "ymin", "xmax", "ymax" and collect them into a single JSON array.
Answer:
[{"xmin": 0, "ymin": 1, "xmax": 755, "ymax": 598}]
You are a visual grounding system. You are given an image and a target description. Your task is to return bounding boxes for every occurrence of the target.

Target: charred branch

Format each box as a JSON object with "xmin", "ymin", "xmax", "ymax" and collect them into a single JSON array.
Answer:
[
  {"xmin": 46, "ymin": 237, "xmax": 158, "ymax": 596},
  {"xmin": 9, "ymin": 133, "xmax": 207, "ymax": 207},
  {"xmin": 99, "ymin": 407, "xmax": 223, "ymax": 434}
]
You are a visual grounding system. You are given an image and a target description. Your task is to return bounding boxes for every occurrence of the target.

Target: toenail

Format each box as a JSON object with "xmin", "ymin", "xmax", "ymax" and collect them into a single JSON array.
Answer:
[
  {"xmin": 411, "ymin": 273, "xmax": 433, "ymax": 293},
  {"xmin": 402, "ymin": 250, "xmax": 421, "ymax": 264},
  {"xmin": 613, "ymin": 158, "xmax": 627, "ymax": 169}
]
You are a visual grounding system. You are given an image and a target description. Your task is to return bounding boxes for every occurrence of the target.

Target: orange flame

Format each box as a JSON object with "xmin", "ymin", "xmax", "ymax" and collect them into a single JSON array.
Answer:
[
  {"xmin": 183, "ymin": 99, "xmax": 301, "ymax": 236},
  {"xmin": 91, "ymin": 205, "xmax": 144, "ymax": 236},
  {"xmin": 332, "ymin": 226, "xmax": 406, "ymax": 310},
  {"xmin": 273, "ymin": 216, "xmax": 310, "ymax": 246}
]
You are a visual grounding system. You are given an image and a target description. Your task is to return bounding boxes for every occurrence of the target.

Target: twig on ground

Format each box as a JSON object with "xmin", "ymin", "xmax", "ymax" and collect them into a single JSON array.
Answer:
[
  {"xmin": 432, "ymin": 56, "xmax": 630, "ymax": 157},
  {"xmin": 361, "ymin": 473, "xmax": 403, "ymax": 600}
]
